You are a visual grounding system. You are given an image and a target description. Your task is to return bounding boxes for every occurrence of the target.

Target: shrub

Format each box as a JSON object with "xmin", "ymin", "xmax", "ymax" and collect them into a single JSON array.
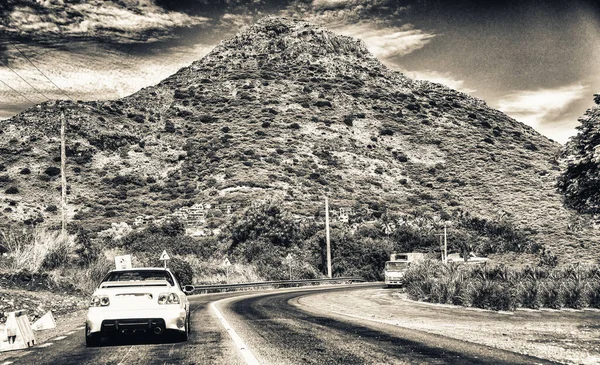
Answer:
[
  {"xmin": 19, "ymin": 168, "xmax": 31, "ymax": 175},
  {"xmin": 560, "ymin": 279, "xmax": 585, "ymax": 309},
  {"xmin": 5, "ymin": 186, "xmax": 19, "ymax": 194},
  {"xmin": 168, "ymin": 257, "xmax": 194, "ymax": 285},
  {"xmin": 45, "ymin": 205, "xmax": 58, "ymax": 212},
  {"xmin": 74, "ymin": 228, "xmax": 100, "ymax": 266},
  {"xmin": 585, "ymin": 280, "xmax": 600, "ymax": 308},
  {"xmin": 42, "ymin": 240, "xmax": 71, "ymax": 270},
  {"xmin": 463, "ymin": 279, "xmax": 514, "ymax": 311},
  {"xmin": 81, "ymin": 256, "xmax": 113, "ymax": 294},
  {"xmin": 44, "ymin": 166, "xmax": 61, "ymax": 176},
  {"xmin": 515, "ymin": 280, "xmax": 540, "ymax": 309},
  {"xmin": 342, "ymin": 115, "xmax": 354, "ymax": 126},
  {"xmin": 539, "ymin": 280, "xmax": 561, "ymax": 309}
]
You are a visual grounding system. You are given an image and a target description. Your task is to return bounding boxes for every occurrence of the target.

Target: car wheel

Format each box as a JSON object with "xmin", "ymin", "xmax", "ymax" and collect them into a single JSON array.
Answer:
[{"xmin": 85, "ymin": 323, "xmax": 101, "ymax": 347}]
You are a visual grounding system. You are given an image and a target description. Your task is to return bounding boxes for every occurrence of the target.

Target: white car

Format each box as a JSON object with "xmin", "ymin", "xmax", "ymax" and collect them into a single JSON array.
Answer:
[{"xmin": 85, "ymin": 267, "xmax": 193, "ymax": 346}]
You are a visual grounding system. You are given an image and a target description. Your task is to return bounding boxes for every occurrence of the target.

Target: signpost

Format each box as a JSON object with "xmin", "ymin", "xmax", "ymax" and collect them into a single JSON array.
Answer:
[
  {"xmin": 114, "ymin": 254, "xmax": 132, "ymax": 270},
  {"xmin": 223, "ymin": 257, "xmax": 232, "ymax": 282},
  {"xmin": 159, "ymin": 250, "xmax": 170, "ymax": 269},
  {"xmin": 284, "ymin": 253, "xmax": 293, "ymax": 280}
]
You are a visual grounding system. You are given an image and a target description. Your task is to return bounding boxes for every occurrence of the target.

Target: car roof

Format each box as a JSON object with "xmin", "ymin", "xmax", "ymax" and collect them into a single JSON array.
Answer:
[{"xmin": 108, "ymin": 267, "xmax": 172, "ymax": 273}]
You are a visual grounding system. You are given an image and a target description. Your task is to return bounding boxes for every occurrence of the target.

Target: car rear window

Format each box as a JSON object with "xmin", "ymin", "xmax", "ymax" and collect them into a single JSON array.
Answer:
[{"xmin": 103, "ymin": 270, "xmax": 174, "ymax": 286}]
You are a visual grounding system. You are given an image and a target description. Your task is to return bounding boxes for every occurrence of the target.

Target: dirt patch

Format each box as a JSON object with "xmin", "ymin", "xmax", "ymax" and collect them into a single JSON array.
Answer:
[
  {"xmin": 0, "ymin": 288, "xmax": 87, "ymax": 325},
  {"xmin": 298, "ymin": 287, "xmax": 600, "ymax": 365}
]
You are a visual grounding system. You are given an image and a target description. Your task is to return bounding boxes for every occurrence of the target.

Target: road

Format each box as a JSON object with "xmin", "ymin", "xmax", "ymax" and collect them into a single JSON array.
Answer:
[{"xmin": 0, "ymin": 284, "xmax": 560, "ymax": 365}]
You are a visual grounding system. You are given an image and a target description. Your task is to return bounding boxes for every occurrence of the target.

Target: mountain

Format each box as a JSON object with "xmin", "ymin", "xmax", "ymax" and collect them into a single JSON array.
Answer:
[
  {"xmin": 559, "ymin": 94, "xmax": 600, "ymax": 217},
  {"xmin": 0, "ymin": 17, "xmax": 597, "ymax": 263}
]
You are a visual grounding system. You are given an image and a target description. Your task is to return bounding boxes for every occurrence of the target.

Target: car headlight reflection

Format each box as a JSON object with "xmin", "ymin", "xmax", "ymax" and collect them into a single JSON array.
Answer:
[
  {"xmin": 158, "ymin": 293, "xmax": 180, "ymax": 305},
  {"xmin": 90, "ymin": 295, "xmax": 110, "ymax": 307}
]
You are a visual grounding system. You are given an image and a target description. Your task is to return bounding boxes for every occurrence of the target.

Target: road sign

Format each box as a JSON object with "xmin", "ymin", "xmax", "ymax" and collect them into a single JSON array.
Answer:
[
  {"xmin": 222, "ymin": 257, "xmax": 232, "ymax": 267},
  {"xmin": 159, "ymin": 250, "xmax": 170, "ymax": 268},
  {"xmin": 159, "ymin": 250, "xmax": 170, "ymax": 261},
  {"xmin": 114, "ymin": 255, "xmax": 132, "ymax": 270},
  {"xmin": 31, "ymin": 311, "xmax": 56, "ymax": 331},
  {"xmin": 285, "ymin": 253, "xmax": 294, "ymax": 280}
]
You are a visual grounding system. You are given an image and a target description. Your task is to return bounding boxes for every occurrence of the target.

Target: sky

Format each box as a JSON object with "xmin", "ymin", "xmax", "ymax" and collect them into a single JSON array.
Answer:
[{"xmin": 0, "ymin": 0, "xmax": 599, "ymax": 144}]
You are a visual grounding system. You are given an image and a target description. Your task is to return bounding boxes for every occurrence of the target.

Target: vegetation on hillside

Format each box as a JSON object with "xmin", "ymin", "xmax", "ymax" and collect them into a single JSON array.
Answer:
[{"xmin": 0, "ymin": 17, "xmax": 597, "ymax": 271}]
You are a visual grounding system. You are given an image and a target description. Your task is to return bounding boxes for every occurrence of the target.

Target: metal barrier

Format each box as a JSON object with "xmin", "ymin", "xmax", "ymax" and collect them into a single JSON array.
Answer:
[{"xmin": 189, "ymin": 277, "xmax": 365, "ymax": 294}]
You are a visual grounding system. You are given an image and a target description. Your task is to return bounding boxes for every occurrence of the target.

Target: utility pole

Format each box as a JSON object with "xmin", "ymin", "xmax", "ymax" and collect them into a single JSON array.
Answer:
[
  {"xmin": 325, "ymin": 196, "xmax": 332, "ymax": 278},
  {"xmin": 60, "ymin": 110, "xmax": 67, "ymax": 238},
  {"xmin": 437, "ymin": 234, "xmax": 444, "ymax": 262},
  {"xmin": 443, "ymin": 222, "xmax": 448, "ymax": 264}
]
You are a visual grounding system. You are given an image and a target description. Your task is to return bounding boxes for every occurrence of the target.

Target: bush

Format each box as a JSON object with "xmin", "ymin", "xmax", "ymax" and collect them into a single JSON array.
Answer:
[
  {"xmin": 168, "ymin": 257, "xmax": 194, "ymax": 285},
  {"xmin": 585, "ymin": 280, "xmax": 600, "ymax": 308},
  {"xmin": 462, "ymin": 279, "xmax": 514, "ymax": 311},
  {"xmin": 5, "ymin": 186, "xmax": 19, "ymax": 194},
  {"xmin": 44, "ymin": 166, "xmax": 61, "ymax": 176},
  {"xmin": 42, "ymin": 240, "xmax": 71, "ymax": 270},
  {"xmin": 74, "ymin": 228, "xmax": 100, "ymax": 266},
  {"xmin": 538, "ymin": 280, "xmax": 561, "ymax": 309},
  {"xmin": 45, "ymin": 204, "xmax": 58, "ymax": 212},
  {"xmin": 404, "ymin": 262, "xmax": 600, "ymax": 311},
  {"xmin": 560, "ymin": 279, "xmax": 585, "ymax": 309},
  {"xmin": 515, "ymin": 280, "xmax": 540, "ymax": 309}
]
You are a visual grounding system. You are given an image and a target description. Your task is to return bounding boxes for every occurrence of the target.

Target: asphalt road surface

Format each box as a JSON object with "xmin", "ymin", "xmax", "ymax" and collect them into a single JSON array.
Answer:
[{"xmin": 1, "ymin": 284, "xmax": 560, "ymax": 365}]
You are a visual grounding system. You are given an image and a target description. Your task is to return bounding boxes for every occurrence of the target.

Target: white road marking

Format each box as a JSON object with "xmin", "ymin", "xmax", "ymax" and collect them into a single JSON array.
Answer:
[
  {"xmin": 50, "ymin": 336, "xmax": 67, "ymax": 341},
  {"xmin": 38, "ymin": 343, "xmax": 53, "ymax": 348},
  {"xmin": 75, "ymin": 326, "xmax": 85, "ymax": 330},
  {"xmin": 211, "ymin": 300, "xmax": 260, "ymax": 365},
  {"xmin": 66, "ymin": 330, "xmax": 76, "ymax": 335},
  {"xmin": 117, "ymin": 346, "xmax": 134, "ymax": 365},
  {"xmin": 2, "ymin": 361, "xmax": 15, "ymax": 365}
]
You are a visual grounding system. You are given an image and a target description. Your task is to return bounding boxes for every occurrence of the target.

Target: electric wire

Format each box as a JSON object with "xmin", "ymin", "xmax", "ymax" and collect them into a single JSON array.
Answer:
[
  {"xmin": 0, "ymin": 58, "xmax": 51, "ymax": 101},
  {"xmin": 0, "ymin": 78, "xmax": 35, "ymax": 104},
  {"xmin": 8, "ymin": 40, "xmax": 74, "ymax": 101}
]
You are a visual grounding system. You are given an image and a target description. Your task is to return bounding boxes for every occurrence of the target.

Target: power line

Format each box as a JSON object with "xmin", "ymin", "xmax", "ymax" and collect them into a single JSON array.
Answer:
[
  {"xmin": 0, "ymin": 58, "xmax": 51, "ymax": 101},
  {"xmin": 8, "ymin": 40, "xmax": 74, "ymax": 101},
  {"xmin": 0, "ymin": 78, "xmax": 35, "ymax": 104}
]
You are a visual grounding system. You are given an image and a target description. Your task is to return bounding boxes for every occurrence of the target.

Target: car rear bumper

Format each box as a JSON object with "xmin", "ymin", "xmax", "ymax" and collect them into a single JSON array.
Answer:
[
  {"xmin": 385, "ymin": 278, "xmax": 405, "ymax": 286},
  {"xmin": 86, "ymin": 307, "xmax": 187, "ymax": 335}
]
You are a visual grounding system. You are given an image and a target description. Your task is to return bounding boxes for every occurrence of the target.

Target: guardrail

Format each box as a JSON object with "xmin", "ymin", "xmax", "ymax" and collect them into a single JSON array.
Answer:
[{"xmin": 189, "ymin": 277, "xmax": 365, "ymax": 294}]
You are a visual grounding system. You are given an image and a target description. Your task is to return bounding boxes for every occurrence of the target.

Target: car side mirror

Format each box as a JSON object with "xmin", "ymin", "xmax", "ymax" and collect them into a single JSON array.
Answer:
[{"xmin": 183, "ymin": 285, "xmax": 194, "ymax": 294}]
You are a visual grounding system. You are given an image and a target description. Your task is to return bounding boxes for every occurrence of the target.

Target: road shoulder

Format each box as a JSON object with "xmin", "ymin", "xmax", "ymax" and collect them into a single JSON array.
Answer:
[{"xmin": 296, "ymin": 287, "xmax": 600, "ymax": 365}]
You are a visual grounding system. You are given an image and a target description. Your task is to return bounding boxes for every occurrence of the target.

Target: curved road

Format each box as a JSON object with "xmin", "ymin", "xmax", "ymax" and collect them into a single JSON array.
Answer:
[{"xmin": 0, "ymin": 284, "xmax": 559, "ymax": 365}]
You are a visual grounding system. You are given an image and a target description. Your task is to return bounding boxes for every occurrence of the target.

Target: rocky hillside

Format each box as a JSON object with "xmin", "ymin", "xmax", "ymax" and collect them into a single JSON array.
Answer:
[
  {"xmin": 0, "ymin": 17, "xmax": 597, "ymax": 262},
  {"xmin": 559, "ymin": 95, "xmax": 600, "ymax": 216}
]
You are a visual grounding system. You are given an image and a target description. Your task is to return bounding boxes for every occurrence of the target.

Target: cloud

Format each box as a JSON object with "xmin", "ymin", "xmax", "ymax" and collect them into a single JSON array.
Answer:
[
  {"xmin": 333, "ymin": 23, "xmax": 435, "ymax": 58},
  {"xmin": 312, "ymin": 0, "xmax": 352, "ymax": 8},
  {"xmin": 0, "ymin": 42, "xmax": 216, "ymax": 116},
  {"xmin": 404, "ymin": 70, "xmax": 476, "ymax": 94},
  {"xmin": 4, "ymin": 1, "xmax": 209, "ymax": 42},
  {"xmin": 497, "ymin": 84, "xmax": 588, "ymax": 130}
]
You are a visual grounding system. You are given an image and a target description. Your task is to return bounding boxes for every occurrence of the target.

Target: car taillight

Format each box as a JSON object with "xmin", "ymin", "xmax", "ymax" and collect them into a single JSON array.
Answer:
[
  {"xmin": 158, "ymin": 293, "xmax": 180, "ymax": 305},
  {"xmin": 90, "ymin": 295, "xmax": 110, "ymax": 307}
]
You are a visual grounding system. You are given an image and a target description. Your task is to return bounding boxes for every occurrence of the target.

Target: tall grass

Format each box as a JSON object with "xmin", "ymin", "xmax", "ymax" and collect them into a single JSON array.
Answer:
[
  {"xmin": 404, "ymin": 261, "xmax": 600, "ymax": 310},
  {"xmin": 1, "ymin": 228, "xmax": 75, "ymax": 273}
]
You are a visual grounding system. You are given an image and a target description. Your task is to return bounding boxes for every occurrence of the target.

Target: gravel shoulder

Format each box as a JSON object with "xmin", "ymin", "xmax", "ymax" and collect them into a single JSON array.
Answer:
[{"xmin": 298, "ymin": 287, "xmax": 600, "ymax": 365}]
